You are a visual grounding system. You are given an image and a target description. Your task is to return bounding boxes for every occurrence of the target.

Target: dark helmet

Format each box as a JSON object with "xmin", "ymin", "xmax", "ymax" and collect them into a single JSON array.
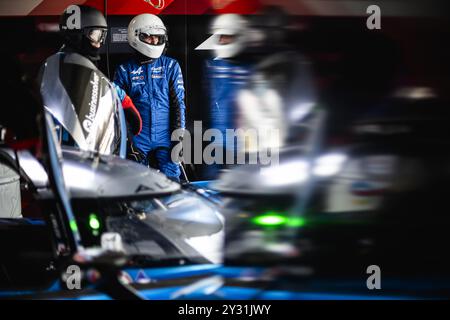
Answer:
[
  {"xmin": 59, "ymin": 5, "xmax": 107, "ymax": 60},
  {"xmin": 251, "ymin": 6, "xmax": 289, "ymax": 51}
]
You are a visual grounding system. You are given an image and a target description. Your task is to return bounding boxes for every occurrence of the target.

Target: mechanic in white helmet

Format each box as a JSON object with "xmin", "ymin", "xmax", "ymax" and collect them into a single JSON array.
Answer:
[
  {"xmin": 114, "ymin": 14, "xmax": 186, "ymax": 181},
  {"xmin": 200, "ymin": 14, "xmax": 254, "ymax": 178}
]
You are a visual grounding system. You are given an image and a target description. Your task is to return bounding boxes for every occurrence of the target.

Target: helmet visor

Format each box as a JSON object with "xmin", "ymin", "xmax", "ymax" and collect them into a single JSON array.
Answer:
[
  {"xmin": 217, "ymin": 34, "xmax": 236, "ymax": 45},
  {"xmin": 85, "ymin": 28, "xmax": 107, "ymax": 44},
  {"xmin": 138, "ymin": 33, "xmax": 166, "ymax": 46}
]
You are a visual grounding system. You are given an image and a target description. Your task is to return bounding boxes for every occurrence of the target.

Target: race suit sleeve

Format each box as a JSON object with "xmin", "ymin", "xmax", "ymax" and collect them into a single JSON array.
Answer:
[
  {"xmin": 113, "ymin": 65, "xmax": 130, "ymax": 93},
  {"xmin": 113, "ymin": 67, "xmax": 142, "ymax": 135},
  {"xmin": 168, "ymin": 61, "xmax": 186, "ymax": 136}
]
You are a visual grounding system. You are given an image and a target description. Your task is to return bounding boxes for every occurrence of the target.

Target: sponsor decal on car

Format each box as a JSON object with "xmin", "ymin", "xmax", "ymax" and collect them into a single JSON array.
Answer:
[
  {"xmin": 82, "ymin": 72, "xmax": 100, "ymax": 133},
  {"xmin": 135, "ymin": 269, "xmax": 151, "ymax": 284}
]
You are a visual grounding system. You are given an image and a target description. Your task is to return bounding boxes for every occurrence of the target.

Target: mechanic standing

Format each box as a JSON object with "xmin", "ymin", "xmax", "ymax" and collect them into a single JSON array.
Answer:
[
  {"xmin": 40, "ymin": 5, "xmax": 142, "ymax": 143},
  {"xmin": 114, "ymin": 14, "xmax": 186, "ymax": 182},
  {"xmin": 201, "ymin": 14, "xmax": 254, "ymax": 179}
]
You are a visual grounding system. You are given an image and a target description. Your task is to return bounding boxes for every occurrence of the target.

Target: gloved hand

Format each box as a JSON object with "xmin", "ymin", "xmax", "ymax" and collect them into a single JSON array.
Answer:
[{"xmin": 126, "ymin": 139, "xmax": 147, "ymax": 165}]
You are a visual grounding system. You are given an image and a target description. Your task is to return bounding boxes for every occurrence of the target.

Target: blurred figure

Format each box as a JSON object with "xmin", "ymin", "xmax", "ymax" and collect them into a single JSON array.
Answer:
[
  {"xmin": 199, "ymin": 14, "xmax": 254, "ymax": 178},
  {"xmin": 235, "ymin": 6, "xmax": 318, "ymax": 153},
  {"xmin": 199, "ymin": 8, "xmax": 318, "ymax": 178},
  {"xmin": 114, "ymin": 14, "xmax": 186, "ymax": 182}
]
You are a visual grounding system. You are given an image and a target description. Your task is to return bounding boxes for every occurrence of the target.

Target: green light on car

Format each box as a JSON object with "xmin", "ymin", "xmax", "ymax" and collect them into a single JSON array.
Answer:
[
  {"xmin": 287, "ymin": 216, "xmax": 306, "ymax": 227},
  {"xmin": 69, "ymin": 220, "xmax": 78, "ymax": 232},
  {"xmin": 252, "ymin": 213, "xmax": 288, "ymax": 226},
  {"xmin": 252, "ymin": 213, "xmax": 306, "ymax": 228},
  {"xmin": 89, "ymin": 214, "xmax": 100, "ymax": 230}
]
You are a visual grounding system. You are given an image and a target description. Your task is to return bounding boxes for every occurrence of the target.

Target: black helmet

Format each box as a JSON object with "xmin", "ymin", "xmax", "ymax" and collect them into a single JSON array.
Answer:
[
  {"xmin": 251, "ymin": 6, "xmax": 289, "ymax": 51},
  {"xmin": 59, "ymin": 5, "xmax": 107, "ymax": 60}
]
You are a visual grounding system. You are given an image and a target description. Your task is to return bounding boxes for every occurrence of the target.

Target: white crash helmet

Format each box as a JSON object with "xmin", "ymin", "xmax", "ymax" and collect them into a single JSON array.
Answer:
[
  {"xmin": 128, "ymin": 13, "xmax": 167, "ymax": 59},
  {"xmin": 211, "ymin": 14, "xmax": 248, "ymax": 59}
]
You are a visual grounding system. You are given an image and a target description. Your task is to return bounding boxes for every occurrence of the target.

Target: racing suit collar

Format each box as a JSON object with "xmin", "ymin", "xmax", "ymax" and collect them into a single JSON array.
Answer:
[
  {"xmin": 135, "ymin": 51, "xmax": 157, "ymax": 65},
  {"xmin": 139, "ymin": 58, "xmax": 155, "ymax": 65}
]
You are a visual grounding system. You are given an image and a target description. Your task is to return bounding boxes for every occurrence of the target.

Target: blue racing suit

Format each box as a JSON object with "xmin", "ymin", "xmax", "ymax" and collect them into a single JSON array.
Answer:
[
  {"xmin": 114, "ymin": 55, "xmax": 186, "ymax": 180},
  {"xmin": 207, "ymin": 58, "xmax": 252, "ymax": 149},
  {"xmin": 204, "ymin": 58, "xmax": 252, "ymax": 179}
]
